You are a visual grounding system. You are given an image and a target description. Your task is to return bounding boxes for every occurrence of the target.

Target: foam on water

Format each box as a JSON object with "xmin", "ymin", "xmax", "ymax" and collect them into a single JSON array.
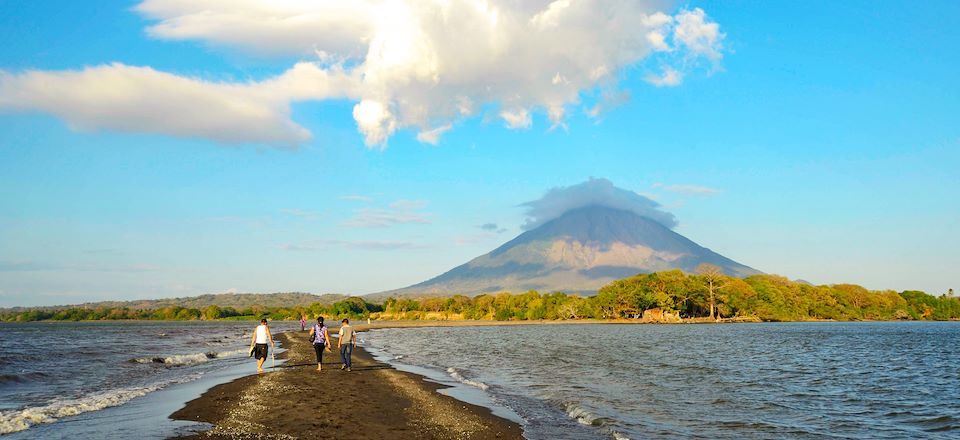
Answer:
[
  {"xmin": 0, "ymin": 321, "xmax": 295, "ymax": 438},
  {"xmin": 446, "ymin": 367, "xmax": 490, "ymax": 390},
  {"xmin": 564, "ymin": 402, "xmax": 600, "ymax": 426},
  {"xmin": 0, "ymin": 373, "xmax": 200, "ymax": 434},
  {"xmin": 130, "ymin": 348, "xmax": 248, "ymax": 366}
]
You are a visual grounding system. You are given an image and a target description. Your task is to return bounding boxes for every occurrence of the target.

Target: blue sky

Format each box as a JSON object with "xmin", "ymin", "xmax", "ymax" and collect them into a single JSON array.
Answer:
[{"xmin": 1, "ymin": 1, "xmax": 958, "ymax": 306}]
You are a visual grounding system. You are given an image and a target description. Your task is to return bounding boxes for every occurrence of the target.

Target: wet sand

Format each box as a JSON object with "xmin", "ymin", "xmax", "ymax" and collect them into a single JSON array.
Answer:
[{"xmin": 170, "ymin": 329, "xmax": 523, "ymax": 440}]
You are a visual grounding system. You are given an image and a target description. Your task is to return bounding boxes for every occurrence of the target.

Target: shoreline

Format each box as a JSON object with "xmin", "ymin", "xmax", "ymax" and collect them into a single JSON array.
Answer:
[
  {"xmin": 169, "ymin": 330, "xmax": 523, "ymax": 439},
  {"xmin": 6, "ymin": 316, "xmax": 958, "ymax": 325}
]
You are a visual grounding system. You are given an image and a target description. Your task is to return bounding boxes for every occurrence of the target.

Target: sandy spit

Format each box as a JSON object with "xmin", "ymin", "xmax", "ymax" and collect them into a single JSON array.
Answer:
[{"xmin": 169, "ymin": 327, "xmax": 523, "ymax": 440}]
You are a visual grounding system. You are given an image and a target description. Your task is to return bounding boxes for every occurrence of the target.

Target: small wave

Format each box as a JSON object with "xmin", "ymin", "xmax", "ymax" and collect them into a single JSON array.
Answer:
[
  {"xmin": 129, "ymin": 348, "xmax": 247, "ymax": 366},
  {"xmin": 446, "ymin": 367, "xmax": 489, "ymax": 390},
  {"xmin": 612, "ymin": 432, "xmax": 630, "ymax": 440},
  {"xmin": 913, "ymin": 415, "xmax": 958, "ymax": 432},
  {"xmin": 0, "ymin": 372, "xmax": 49, "ymax": 384},
  {"xmin": 0, "ymin": 374, "xmax": 199, "ymax": 434},
  {"xmin": 565, "ymin": 402, "xmax": 599, "ymax": 426},
  {"xmin": 393, "ymin": 355, "xmax": 404, "ymax": 360}
]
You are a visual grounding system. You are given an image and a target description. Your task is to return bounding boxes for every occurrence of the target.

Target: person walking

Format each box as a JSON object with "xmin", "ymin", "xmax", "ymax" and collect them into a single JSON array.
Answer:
[
  {"xmin": 338, "ymin": 318, "xmax": 357, "ymax": 371},
  {"xmin": 308, "ymin": 316, "xmax": 332, "ymax": 372},
  {"xmin": 300, "ymin": 315, "xmax": 307, "ymax": 331},
  {"xmin": 249, "ymin": 318, "xmax": 274, "ymax": 373}
]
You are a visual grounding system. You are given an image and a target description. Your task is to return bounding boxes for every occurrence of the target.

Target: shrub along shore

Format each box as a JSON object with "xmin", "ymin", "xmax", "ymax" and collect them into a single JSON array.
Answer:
[{"xmin": 3, "ymin": 270, "xmax": 958, "ymax": 323}]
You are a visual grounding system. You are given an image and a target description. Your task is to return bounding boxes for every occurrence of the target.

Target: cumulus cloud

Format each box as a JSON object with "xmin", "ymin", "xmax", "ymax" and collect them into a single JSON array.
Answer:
[
  {"xmin": 0, "ymin": 1, "xmax": 725, "ymax": 147},
  {"xmin": 500, "ymin": 108, "xmax": 533, "ymax": 129},
  {"xmin": 0, "ymin": 62, "xmax": 354, "ymax": 146},
  {"xmin": 673, "ymin": 8, "xmax": 724, "ymax": 63},
  {"xmin": 521, "ymin": 178, "xmax": 678, "ymax": 230},
  {"xmin": 645, "ymin": 66, "xmax": 683, "ymax": 87}
]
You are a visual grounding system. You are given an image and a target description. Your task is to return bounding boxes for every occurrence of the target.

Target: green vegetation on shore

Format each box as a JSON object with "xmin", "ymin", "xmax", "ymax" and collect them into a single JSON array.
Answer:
[{"xmin": 2, "ymin": 270, "xmax": 957, "ymax": 322}]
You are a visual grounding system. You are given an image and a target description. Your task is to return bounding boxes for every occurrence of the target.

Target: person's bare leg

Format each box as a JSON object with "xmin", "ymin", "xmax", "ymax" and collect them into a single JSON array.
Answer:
[{"xmin": 257, "ymin": 357, "xmax": 265, "ymax": 372}]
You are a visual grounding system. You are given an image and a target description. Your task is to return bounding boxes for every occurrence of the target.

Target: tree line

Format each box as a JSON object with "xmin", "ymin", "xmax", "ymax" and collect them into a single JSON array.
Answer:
[
  {"xmin": 2, "ymin": 266, "xmax": 957, "ymax": 322},
  {"xmin": 0, "ymin": 296, "xmax": 384, "ymax": 323}
]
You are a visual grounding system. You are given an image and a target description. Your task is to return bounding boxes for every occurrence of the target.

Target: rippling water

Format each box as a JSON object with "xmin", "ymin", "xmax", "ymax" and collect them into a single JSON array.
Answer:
[
  {"xmin": 365, "ymin": 322, "xmax": 960, "ymax": 440},
  {"xmin": 0, "ymin": 321, "xmax": 295, "ymax": 437}
]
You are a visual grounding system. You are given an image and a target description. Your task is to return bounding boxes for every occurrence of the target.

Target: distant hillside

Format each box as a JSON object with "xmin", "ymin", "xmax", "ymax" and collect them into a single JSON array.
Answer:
[
  {"xmin": 1, "ymin": 292, "xmax": 348, "ymax": 312},
  {"xmin": 374, "ymin": 205, "xmax": 760, "ymax": 299}
]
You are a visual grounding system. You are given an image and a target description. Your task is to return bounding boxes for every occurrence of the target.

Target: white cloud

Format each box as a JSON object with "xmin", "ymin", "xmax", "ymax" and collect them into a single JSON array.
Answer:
[
  {"xmin": 280, "ymin": 208, "xmax": 321, "ymax": 220},
  {"xmin": 0, "ymin": 1, "xmax": 726, "ymax": 147},
  {"xmin": 136, "ymin": 0, "xmax": 376, "ymax": 58},
  {"xmin": 340, "ymin": 195, "xmax": 373, "ymax": 202},
  {"xmin": 643, "ymin": 11, "xmax": 674, "ymax": 52},
  {"xmin": 0, "ymin": 62, "xmax": 355, "ymax": 146},
  {"xmin": 500, "ymin": 108, "xmax": 532, "ymax": 129},
  {"xmin": 343, "ymin": 199, "xmax": 431, "ymax": 228},
  {"xmin": 645, "ymin": 66, "xmax": 683, "ymax": 87},
  {"xmin": 673, "ymin": 8, "xmax": 724, "ymax": 63},
  {"xmin": 416, "ymin": 124, "xmax": 452, "ymax": 145},
  {"xmin": 634, "ymin": 191, "xmax": 659, "ymax": 200},
  {"xmin": 585, "ymin": 90, "xmax": 631, "ymax": 118},
  {"xmin": 280, "ymin": 240, "xmax": 426, "ymax": 251},
  {"xmin": 521, "ymin": 178, "xmax": 677, "ymax": 230},
  {"xmin": 352, "ymin": 99, "xmax": 397, "ymax": 147},
  {"xmin": 343, "ymin": 209, "xmax": 431, "ymax": 227}
]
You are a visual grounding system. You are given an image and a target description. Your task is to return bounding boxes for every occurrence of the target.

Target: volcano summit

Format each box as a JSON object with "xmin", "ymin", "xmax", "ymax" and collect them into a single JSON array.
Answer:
[{"xmin": 380, "ymin": 205, "xmax": 760, "ymax": 298}]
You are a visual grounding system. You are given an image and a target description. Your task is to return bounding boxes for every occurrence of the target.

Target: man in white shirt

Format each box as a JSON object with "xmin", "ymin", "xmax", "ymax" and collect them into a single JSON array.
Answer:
[{"xmin": 249, "ymin": 318, "xmax": 274, "ymax": 373}]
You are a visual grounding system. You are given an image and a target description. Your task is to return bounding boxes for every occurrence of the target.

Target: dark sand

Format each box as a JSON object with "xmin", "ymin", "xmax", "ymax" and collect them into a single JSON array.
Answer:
[{"xmin": 170, "ymin": 329, "xmax": 523, "ymax": 440}]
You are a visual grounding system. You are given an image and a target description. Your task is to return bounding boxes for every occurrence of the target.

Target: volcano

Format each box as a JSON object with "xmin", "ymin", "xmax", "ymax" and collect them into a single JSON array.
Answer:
[{"xmin": 377, "ymin": 205, "xmax": 760, "ymax": 298}]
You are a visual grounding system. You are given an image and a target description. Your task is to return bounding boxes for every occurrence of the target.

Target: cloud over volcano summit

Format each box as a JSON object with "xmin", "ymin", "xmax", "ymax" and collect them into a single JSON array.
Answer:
[{"xmin": 520, "ymin": 178, "xmax": 677, "ymax": 230}]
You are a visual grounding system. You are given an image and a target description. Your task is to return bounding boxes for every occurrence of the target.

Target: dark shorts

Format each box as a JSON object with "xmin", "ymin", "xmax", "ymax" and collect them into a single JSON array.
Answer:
[
  {"xmin": 313, "ymin": 342, "xmax": 325, "ymax": 363},
  {"xmin": 254, "ymin": 343, "xmax": 268, "ymax": 360}
]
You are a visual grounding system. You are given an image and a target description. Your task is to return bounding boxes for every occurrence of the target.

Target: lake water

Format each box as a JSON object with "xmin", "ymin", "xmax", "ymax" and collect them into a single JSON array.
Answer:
[
  {"xmin": 364, "ymin": 322, "xmax": 960, "ymax": 440},
  {"xmin": 1, "ymin": 321, "xmax": 957, "ymax": 439},
  {"xmin": 0, "ymin": 321, "xmax": 296, "ymax": 438}
]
